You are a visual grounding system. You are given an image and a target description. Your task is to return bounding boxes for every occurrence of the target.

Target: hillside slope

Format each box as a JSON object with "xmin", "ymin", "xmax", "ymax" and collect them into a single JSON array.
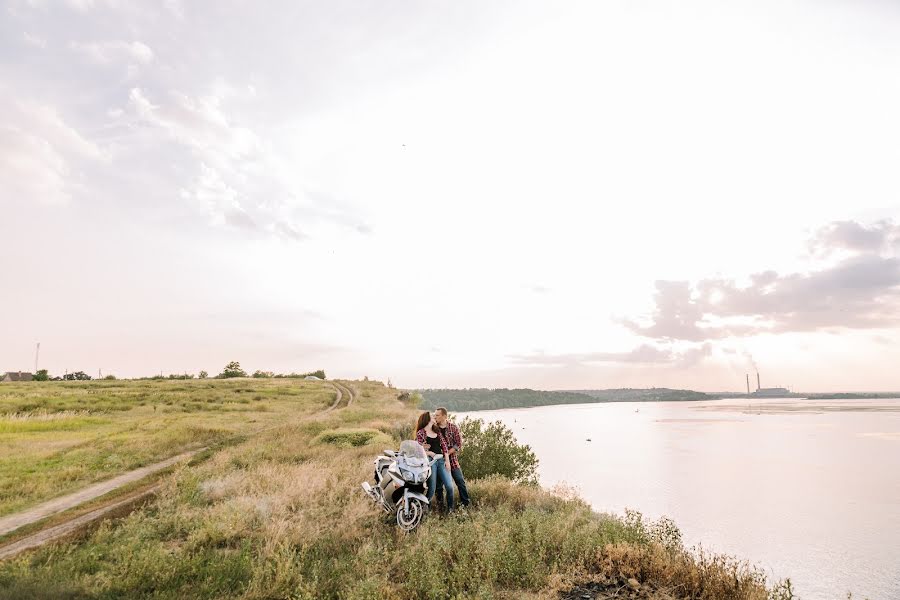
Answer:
[{"xmin": 0, "ymin": 380, "xmax": 786, "ymax": 599}]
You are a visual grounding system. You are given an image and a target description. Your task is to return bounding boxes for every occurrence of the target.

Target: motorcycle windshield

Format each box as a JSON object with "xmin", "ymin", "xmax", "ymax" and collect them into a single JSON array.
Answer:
[{"xmin": 399, "ymin": 440, "xmax": 426, "ymax": 459}]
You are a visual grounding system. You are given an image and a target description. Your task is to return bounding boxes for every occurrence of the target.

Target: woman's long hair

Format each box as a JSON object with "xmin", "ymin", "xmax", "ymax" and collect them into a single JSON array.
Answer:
[{"xmin": 415, "ymin": 411, "xmax": 432, "ymax": 434}]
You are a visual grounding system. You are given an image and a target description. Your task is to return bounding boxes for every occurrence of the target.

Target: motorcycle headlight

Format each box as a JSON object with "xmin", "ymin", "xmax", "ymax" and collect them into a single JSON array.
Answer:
[{"xmin": 400, "ymin": 469, "xmax": 419, "ymax": 483}]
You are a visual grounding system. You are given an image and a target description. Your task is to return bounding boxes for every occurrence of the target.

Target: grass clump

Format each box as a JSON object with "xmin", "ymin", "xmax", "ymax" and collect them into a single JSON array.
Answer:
[{"xmin": 314, "ymin": 428, "xmax": 390, "ymax": 448}]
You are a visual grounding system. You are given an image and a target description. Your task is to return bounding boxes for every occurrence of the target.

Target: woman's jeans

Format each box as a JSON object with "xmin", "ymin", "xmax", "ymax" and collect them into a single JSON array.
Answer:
[{"xmin": 426, "ymin": 457, "xmax": 455, "ymax": 510}]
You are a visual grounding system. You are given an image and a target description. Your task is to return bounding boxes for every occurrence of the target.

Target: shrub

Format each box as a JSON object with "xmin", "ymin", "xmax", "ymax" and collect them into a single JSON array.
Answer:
[
  {"xmin": 33, "ymin": 369, "xmax": 49, "ymax": 381},
  {"xmin": 252, "ymin": 370, "xmax": 274, "ymax": 378},
  {"xmin": 314, "ymin": 428, "xmax": 391, "ymax": 448},
  {"xmin": 219, "ymin": 361, "xmax": 247, "ymax": 378},
  {"xmin": 199, "ymin": 371, "xmax": 208, "ymax": 379},
  {"xmin": 397, "ymin": 391, "xmax": 422, "ymax": 408},
  {"xmin": 458, "ymin": 417, "xmax": 539, "ymax": 484}
]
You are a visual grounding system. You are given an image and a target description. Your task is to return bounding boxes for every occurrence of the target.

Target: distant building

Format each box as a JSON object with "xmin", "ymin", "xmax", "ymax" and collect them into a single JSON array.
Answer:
[
  {"xmin": 752, "ymin": 387, "xmax": 791, "ymax": 397},
  {"xmin": 2, "ymin": 371, "xmax": 33, "ymax": 382}
]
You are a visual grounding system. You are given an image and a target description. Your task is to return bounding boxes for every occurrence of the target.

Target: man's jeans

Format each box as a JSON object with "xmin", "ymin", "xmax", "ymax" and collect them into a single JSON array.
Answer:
[
  {"xmin": 427, "ymin": 457, "xmax": 455, "ymax": 510},
  {"xmin": 435, "ymin": 466, "xmax": 470, "ymax": 507}
]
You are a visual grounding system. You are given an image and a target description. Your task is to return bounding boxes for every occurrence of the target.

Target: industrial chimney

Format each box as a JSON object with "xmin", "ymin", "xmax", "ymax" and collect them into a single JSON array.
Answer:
[
  {"xmin": 746, "ymin": 374, "xmax": 750, "ymax": 395},
  {"xmin": 756, "ymin": 372, "xmax": 761, "ymax": 392}
]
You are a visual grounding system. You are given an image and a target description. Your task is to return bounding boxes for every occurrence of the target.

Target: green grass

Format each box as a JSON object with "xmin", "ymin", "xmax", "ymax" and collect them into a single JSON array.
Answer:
[
  {"xmin": 0, "ymin": 380, "xmax": 789, "ymax": 599},
  {"xmin": 0, "ymin": 379, "xmax": 334, "ymax": 516}
]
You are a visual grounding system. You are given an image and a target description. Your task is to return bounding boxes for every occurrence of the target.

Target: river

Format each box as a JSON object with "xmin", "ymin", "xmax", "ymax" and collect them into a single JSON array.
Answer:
[{"xmin": 459, "ymin": 398, "xmax": 900, "ymax": 599}]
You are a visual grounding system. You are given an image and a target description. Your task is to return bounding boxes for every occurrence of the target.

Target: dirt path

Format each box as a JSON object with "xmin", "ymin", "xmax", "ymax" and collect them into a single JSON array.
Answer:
[
  {"xmin": 0, "ymin": 450, "xmax": 201, "ymax": 538},
  {"xmin": 324, "ymin": 382, "xmax": 344, "ymax": 412},
  {"xmin": 0, "ymin": 380, "xmax": 351, "ymax": 560},
  {"xmin": 0, "ymin": 485, "xmax": 162, "ymax": 560},
  {"xmin": 332, "ymin": 381, "xmax": 356, "ymax": 407}
]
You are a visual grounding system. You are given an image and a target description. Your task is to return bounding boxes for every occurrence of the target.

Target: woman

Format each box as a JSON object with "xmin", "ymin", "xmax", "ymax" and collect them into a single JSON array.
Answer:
[{"xmin": 414, "ymin": 411, "xmax": 455, "ymax": 512}]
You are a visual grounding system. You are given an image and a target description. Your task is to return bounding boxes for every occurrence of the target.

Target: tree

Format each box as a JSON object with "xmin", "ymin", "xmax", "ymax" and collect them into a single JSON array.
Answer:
[
  {"xmin": 63, "ymin": 371, "xmax": 92, "ymax": 381},
  {"xmin": 199, "ymin": 371, "xmax": 208, "ymax": 379},
  {"xmin": 219, "ymin": 361, "xmax": 246, "ymax": 378},
  {"xmin": 104, "ymin": 374, "xmax": 117, "ymax": 380},
  {"xmin": 457, "ymin": 418, "xmax": 539, "ymax": 484},
  {"xmin": 308, "ymin": 369, "xmax": 326, "ymax": 380},
  {"xmin": 33, "ymin": 369, "xmax": 49, "ymax": 381},
  {"xmin": 252, "ymin": 370, "xmax": 274, "ymax": 378}
]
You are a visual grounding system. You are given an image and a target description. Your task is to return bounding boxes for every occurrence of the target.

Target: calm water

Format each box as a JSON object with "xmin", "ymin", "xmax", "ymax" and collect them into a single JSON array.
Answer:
[{"xmin": 460, "ymin": 399, "xmax": 900, "ymax": 600}]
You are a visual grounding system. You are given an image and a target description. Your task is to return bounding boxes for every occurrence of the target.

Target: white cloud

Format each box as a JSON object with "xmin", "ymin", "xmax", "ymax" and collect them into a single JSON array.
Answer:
[
  {"xmin": 0, "ymin": 100, "xmax": 105, "ymax": 205},
  {"xmin": 22, "ymin": 32, "xmax": 47, "ymax": 48},
  {"xmin": 71, "ymin": 40, "xmax": 154, "ymax": 65}
]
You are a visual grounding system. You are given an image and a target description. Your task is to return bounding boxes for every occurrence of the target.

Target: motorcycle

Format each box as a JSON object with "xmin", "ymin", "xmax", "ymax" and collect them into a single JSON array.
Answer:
[{"xmin": 361, "ymin": 439, "xmax": 438, "ymax": 531}]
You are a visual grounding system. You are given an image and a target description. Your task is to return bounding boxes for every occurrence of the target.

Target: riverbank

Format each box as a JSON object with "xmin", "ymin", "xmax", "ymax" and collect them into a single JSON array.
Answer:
[{"xmin": 0, "ymin": 379, "xmax": 790, "ymax": 598}]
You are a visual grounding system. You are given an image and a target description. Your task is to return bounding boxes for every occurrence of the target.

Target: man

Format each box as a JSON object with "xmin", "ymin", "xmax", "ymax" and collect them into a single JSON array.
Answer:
[{"xmin": 433, "ymin": 407, "xmax": 471, "ymax": 508}]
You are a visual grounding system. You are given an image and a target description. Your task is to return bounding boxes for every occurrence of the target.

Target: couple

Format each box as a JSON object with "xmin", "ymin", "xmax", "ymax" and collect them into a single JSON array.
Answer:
[{"xmin": 414, "ymin": 407, "xmax": 470, "ymax": 513}]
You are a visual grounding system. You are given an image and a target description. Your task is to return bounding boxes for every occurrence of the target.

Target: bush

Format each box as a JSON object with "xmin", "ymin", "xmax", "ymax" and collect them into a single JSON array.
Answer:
[
  {"xmin": 252, "ymin": 370, "xmax": 274, "ymax": 378},
  {"xmin": 104, "ymin": 374, "xmax": 117, "ymax": 380},
  {"xmin": 219, "ymin": 361, "xmax": 247, "ymax": 378},
  {"xmin": 199, "ymin": 371, "xmax": 208, "ymax": 379},
  {"xmin": 314, "ymin": 428, "xmax": 391, "ymax": 448},
  {"xmin": 458, "ymin": 418, "xmax": 539, "ymax": 484},
  {"xmin": 396, "ymin": 391, "xmax": 422, "ymax": 408},
  {"xmin": 33, "ymin": 369, "xmax": 49, "ymax": 381}
]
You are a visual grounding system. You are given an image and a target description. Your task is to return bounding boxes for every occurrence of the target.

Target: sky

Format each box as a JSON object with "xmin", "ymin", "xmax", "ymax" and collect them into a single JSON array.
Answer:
[{"xmin": 2, "ymin": 0, "xmax": 900, "ymax": 391}]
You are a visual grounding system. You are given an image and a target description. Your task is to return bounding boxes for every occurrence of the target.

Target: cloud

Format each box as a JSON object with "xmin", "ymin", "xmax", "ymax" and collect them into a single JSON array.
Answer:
[
  {"xmin": 809, "ymin": 220, "xmax": 900, "ymax": 256},
  {"xmin": 0, "ymin": 100, "xmax": 105, "ymax": 205},
  {"xmin": 22, "ymin": 32, "xmax": 47, "ymax": 48},
  {"xmin": 623, "ymin": 222, "xmax": 900, "ymax": 342},
  {"xmin": 508, "ymin": 343, "xmax": 711, "ymax": 368},
  {"xmin": 72, "ymin": 40, "xmax": 154, "ymax": 65},
  {"xmin": 179, "ymin": 164, "xmax": 255, "ymax": 231}
]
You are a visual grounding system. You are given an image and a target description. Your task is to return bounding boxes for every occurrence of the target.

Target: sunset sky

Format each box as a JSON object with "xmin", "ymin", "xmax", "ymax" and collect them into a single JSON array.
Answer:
[{"xmin": 2, "ymin": 0, "xmax": 900, "ymax": 391}]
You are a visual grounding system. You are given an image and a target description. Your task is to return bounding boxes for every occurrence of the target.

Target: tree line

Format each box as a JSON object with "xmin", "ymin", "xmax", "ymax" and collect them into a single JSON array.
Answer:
[
  {"xmin": 11, "ymin": 362, "xmax": 325, "ymax": 382},
  {"xmin": 419, "ymin": 387, "xmax": 713, "ymax": 411}
]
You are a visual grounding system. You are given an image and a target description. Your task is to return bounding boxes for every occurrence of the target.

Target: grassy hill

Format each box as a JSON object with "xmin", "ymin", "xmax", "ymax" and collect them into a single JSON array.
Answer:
[
  {"xmin": 0, "ymin": 379, "xmax": 790, "ymax": 599},
  {"xmin": 420, "ymin": 388, "xmax": 712, "ymax": 412}
]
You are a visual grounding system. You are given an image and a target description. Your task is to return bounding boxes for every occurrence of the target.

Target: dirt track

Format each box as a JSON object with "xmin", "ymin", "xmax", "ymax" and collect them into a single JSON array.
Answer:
[
  {"xmin": 0, "ymin": 380, "xmax": 350, "ymax": 560},
  {"xmin": 0, "ymin": 450, "xmax": 200, "ymax": 538}
]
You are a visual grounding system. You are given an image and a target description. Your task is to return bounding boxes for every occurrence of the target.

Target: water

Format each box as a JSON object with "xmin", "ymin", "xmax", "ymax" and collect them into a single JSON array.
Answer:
[{"xmin": 460, "ymin": 398, "xmax": 900, "ymax": 599}]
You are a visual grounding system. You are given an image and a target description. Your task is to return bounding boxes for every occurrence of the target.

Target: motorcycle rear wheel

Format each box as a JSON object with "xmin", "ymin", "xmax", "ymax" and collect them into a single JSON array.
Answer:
[{"xmin": 396, "ymin": 498, "xmax": 425, "ymax": 532}]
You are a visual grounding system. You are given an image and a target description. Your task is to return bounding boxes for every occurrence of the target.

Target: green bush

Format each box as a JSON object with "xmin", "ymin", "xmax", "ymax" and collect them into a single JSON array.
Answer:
[
  {"xmin": 219, "ymin": 361, "xmax": 246, "ymax": 378},
  {"xmin": 458, "ymin": 417, "xmax": 539, "ymax": 484},
  {"xmin": 314, "ymin": 428, "xmax": 390, "ymax": 448}
]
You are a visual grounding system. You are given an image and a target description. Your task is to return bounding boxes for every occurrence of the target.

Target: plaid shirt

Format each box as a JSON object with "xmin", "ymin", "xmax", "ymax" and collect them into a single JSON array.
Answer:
[
  {"xmin": 437, "ymin": 422, "xmax": 463, "ymax": 470},
  {"xmin": 416, "ymin": 428, "xmax": 449, "ymax": 458}
]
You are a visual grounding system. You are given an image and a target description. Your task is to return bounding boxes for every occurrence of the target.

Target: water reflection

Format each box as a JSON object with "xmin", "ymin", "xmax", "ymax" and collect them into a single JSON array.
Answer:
[{"xmin": 460, "ymin": 399, "xmax": 900, "ymax": 600}]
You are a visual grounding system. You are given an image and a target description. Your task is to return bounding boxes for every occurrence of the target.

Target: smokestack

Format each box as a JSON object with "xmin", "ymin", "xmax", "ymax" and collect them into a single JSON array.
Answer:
[
  {"xmin": 757, "ymin": 372, "xmax": 761, "ymax": 392},
  {"xmin": 746, "ymin": 374, "xmax": 750, "ymax": 395}
]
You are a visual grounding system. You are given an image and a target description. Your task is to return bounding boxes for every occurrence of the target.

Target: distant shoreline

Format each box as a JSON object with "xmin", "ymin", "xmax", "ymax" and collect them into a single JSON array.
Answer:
[{"xmin": 420, "ymin": 387, "xmax": 900, "ymax": 412}]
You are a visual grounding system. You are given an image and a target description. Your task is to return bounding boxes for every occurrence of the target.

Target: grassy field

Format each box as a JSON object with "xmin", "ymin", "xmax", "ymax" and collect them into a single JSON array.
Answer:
[
  {"xmin": 0, "ymin": 379, "xmax": 791, "ymax": 599},
  {"xmin": 0, "ymin": 379, "xmax": 335, "ymax": 517}
]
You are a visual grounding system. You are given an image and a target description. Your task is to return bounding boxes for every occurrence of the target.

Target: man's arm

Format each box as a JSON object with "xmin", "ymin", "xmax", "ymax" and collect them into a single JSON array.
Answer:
[{"xmin": 451, "ymin": 422, "xmax": 463, "ymax": 453}]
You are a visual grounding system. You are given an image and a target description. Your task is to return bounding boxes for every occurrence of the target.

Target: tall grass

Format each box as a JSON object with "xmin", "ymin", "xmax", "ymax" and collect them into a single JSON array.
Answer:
[
  {"xmin": 0, "ymin": 379, "xmax": 333, "ymax": 516},
  {"xmin": 0, "ymin": 380, "xmax": 786, "ymax": 599}
]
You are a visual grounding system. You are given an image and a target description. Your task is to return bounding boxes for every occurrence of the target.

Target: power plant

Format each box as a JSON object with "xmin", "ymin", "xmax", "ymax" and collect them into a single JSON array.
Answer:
[{"xmin": 747, "ymin": 371, "xmax": 790, "ymax": 397}]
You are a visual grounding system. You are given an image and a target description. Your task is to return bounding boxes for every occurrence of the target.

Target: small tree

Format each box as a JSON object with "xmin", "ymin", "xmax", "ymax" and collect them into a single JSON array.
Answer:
[
  {"xmin": 104, "ymin": 374, "xmax": 117, "ymax": 380},
  {"xmin": 33, "ymin": 369, "xmax": 49, "ymax": 381},
  {"xmin": 199, "ymin": 370, "xmax": 208, "ymax": 379},
  {"xmin": 219, "ymin": 361, "xmax": 246, "ymax": 378},
  {"xmin": 252, "ymin": 370, "xmax": 274, "ymax": 378},
  {"xmin": 457, "ymin": 418, "xmax": 539, "ymax": 484},
  {"xmin": 308, "ymin": 369, "xmax": 326, "ymax": 379}
]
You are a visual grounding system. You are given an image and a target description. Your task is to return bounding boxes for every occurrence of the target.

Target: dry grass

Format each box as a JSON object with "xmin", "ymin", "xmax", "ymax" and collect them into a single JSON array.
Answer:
[
  {"xmin": 0, "ymin": 379, "xmax": 333, "ymax": 516},
  {"xmin": 0, "ymin": 380, "xmax": 789, "ymax": 600}
]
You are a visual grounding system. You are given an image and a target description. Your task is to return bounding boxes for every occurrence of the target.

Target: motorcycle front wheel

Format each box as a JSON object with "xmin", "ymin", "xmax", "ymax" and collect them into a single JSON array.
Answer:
[{"xmin": 396, "ymin": 498, "xmax": 425, "ymax": 532}]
